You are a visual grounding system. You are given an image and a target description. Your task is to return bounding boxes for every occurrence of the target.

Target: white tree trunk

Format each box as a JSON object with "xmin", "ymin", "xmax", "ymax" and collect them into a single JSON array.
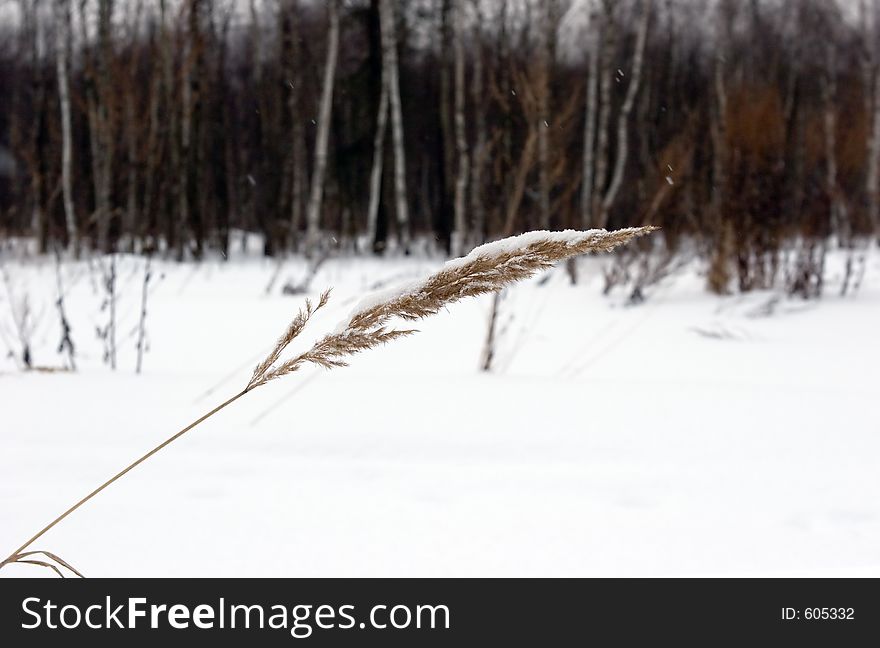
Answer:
[
  {"xmin": 380, "ymin": 0, "xmax": 410, "ymax": 251},
  {"xmin": 306, "ymin": 0, "xmax": 340, "ymax": 252},
  {"xmin": 451, "ymin": 0, "xmax": 469, "ymax": 257},
  {"xmin": 55, "ymin": 0, "xmax": 77, "ymax": 253},
  {"xmin": 599, "ymin": 0, "xmax": 651, "ymax": 228}
]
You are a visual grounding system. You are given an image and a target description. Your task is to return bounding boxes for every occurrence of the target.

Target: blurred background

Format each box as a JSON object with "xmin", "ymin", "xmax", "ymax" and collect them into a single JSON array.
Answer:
[{"xmin": 0, "ymin": 0, "xmax": 877, "ymax": 297}]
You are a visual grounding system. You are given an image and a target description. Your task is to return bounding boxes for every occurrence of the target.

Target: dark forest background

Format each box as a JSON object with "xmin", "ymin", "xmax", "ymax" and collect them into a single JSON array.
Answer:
[{"xmin": 2, "ymin": 0, "xmax": 880, "ymax": 297}]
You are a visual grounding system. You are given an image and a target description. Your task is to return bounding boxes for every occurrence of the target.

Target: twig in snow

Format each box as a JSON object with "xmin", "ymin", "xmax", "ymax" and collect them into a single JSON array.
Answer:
[
  {"xmin": 53, "ymin": 246, "xmax": 76, "ymax": 371},
  {"xmin": 95, "ymin": 254, "xmax": 117, "ymax": 370},
  {"xmin": 135, "ymin": 254, "xmax": 152, "ymax": 374}
]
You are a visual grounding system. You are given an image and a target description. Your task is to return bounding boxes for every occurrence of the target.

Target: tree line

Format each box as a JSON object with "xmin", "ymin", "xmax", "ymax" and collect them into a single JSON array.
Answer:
[{"xmin": 1, "ymin": 0, "xmax": 879, "ymax": 296}]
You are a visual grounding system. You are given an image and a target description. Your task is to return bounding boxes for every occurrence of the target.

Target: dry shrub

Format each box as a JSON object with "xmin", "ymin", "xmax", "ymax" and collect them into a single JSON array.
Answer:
[{"xmin": 725, "ymin": 84, "xmax": 786, "ymax": 159}]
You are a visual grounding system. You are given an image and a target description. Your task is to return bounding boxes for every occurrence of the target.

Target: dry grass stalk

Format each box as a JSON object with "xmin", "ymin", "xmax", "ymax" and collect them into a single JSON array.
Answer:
[
  {"xmin": 248, "ymin": 227, "xmax": 655, "ymax": 387},
  {"xmin": 1, "ymin": 227, "xmax": 655, "ymax": 577},
  {"xmin": 247, "ymin": 289, "xmax": 331, "ymax": 389}
]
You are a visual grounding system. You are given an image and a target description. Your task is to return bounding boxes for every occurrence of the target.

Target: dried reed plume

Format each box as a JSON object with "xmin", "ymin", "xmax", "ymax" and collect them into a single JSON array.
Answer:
[{"xmin": 1, "ymin": 227, "xmax": 654, "ymax": 577}]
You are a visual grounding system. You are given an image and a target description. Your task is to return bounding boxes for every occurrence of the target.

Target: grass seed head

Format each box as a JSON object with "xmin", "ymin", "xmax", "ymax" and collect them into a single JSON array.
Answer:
[{"xmin": 248, "ymin": 227, "xmax": 655, "ymax": 389}]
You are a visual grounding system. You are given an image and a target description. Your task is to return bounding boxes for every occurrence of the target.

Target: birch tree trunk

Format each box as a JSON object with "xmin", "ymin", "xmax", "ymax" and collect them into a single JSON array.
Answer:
[
  {"xmin": 306, "ymin": 0, "xmax": 340, "ymax": 254},
  {"xmin": 380, "ymin": 0, "xmax": 410, "ymax": 252},
  {"xmin": 55, "ymin": 0, "xmax": 77, "ymax": 254},
  {"xmin": 451, "ymin": 0, "xmax": 469, "ymax": 257},
  {"xmin": 599, "ymin": 0, "xmax": 651, "ymax": 228}
]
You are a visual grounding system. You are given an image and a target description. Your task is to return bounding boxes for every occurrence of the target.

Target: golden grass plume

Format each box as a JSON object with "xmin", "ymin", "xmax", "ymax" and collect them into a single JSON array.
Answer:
[{"xmin": 248, "ymin": 227, "xmax": 655, "ymax": 388}]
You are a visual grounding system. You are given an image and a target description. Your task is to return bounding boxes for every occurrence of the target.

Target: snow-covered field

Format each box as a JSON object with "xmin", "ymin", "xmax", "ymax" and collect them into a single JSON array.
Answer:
[{"xmin": 1, "ymin": 242, "xmax": 879, "ymax": 577}]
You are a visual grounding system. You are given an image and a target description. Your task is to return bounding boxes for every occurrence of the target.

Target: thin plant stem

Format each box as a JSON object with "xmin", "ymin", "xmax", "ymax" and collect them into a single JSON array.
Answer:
[{"xmin": 1, "ymin": 388, "xmax": 250, "ymax": 568}]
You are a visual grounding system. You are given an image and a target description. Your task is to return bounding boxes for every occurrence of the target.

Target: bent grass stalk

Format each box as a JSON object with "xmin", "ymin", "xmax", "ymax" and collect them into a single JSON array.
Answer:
[{"xmin": 0, "ymin": 227, "xmax": 655, "ymax": 577}]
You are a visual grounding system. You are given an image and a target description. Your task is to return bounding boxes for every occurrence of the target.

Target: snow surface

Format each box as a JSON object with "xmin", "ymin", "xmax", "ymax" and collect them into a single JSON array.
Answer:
[{"xmin": 1, "ymin": 244, "xmax": 879, "ymax": 577}]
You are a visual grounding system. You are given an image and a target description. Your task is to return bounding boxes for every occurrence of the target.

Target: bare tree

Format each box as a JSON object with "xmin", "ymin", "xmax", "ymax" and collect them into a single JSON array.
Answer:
[
  {"xmin": 706, "ymin": 0, "xmax": 734, "ymax": 295},
  {"xmin": 711, "ymin": 36, "xmax": 728, "ymax": 227},
  {"xmin": 365, "ymin": 63, "xmax": 389, "ymax": 252},
  {"xmin": 0, "ymin": 0, "xmax": 876, "ymax": 294},
  {"xmin": 469, "ymin": 0, "xmax": 488, "ymax": 244},
  {"xmin": 281, "ymin": 0, "xmax": 307, "ymax": 250},
  {"xmin": 822, "ymin": 34, "xmax": 845, "ymax": 240},
  {"xmin": 439, "ymin": 0, "xmax": 454, "ymax": 241},
  {"xmin": 380, "ymin": 0, "xmax": 410, "ymax": 251},
  {"xmin": 123, "ymin": 0, "xmax": 144, "ymax": 253},
  {"xmin": 591, "ymin": 0, "xmax": 615, "ymax": 226},
  {"xmin": 581, "ymin": 9, "xmax": 600, "ymax": 229},
  {"xmin": 598, "ymin": 0, "xmax": 651, "ymax": 228},
  {"xmin": 365, "ymin": 5, "xmax": 389, "ymax": 249},
  {"xmin": 54, "ymin": 0, "xmax": 77, "ymax": 254},
  {"xmin": 95, "ymin": 0, "xmax": 116, "ymax": 253},
  {"xmin": 451, "ymin": 0, "xmax": 469, "ymax": 256},
  {"xmin": 535, "ymin": 1, "xmax": 557, "ymax": 230},
  {"xmin": 161, "ymin": 0, "xmax": 181, "ymax": 253},
  {"xmin": 180, "ymin": 0, "xmax": 207, "ymax": 259},
  {"xmin": 306, "ymin": 0, "xmax": 341, "ymax": 253},
  {"xmin": 19, "ymin": 0, "xmax": 49, "ymax": 252}
]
